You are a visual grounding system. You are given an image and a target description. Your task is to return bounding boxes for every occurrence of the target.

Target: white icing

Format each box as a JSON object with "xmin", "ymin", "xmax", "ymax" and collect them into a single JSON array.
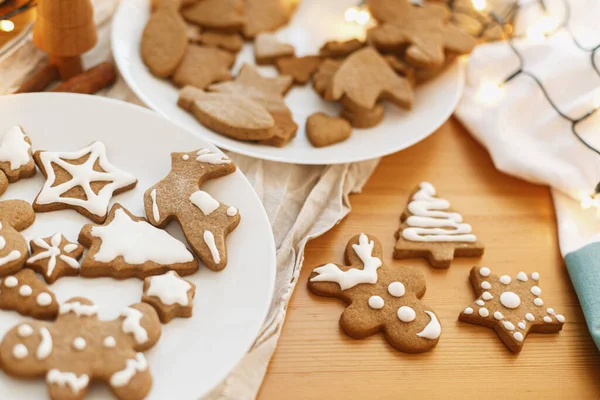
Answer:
[
  {"xmin": 18, "ymin": 324, "xmax": 33, "ymax": 337},
  {"xmin": 4, "ymin": 276, "xmax": 17, "ymax": 287},
  {"xmin": 121, "ymin": 307, "xmax": 148, "ymax": 345},
  {"xmin": 525, "ymin": 313, "xmax": 535, "ymax": 321},
  {"xmin": 0, "ymin": 126, "xmax": 31, "ymax": 170},
  {"xmin": 203, "ymin": 230, "xmax": 221, "ymax": 264},
  {"xmin": 546, "ymin": 308, "xmax": 554, "ymax": 314},
  {"xmin": 556, "ymin": 315, "xmax": 565, "ymax": 323},
  {"xmin": 513, "ymin": 332, "xmax": 524, "ymax": 342},
  {"xmin": 60, "ymin": 301, "xmax": 98, "ymax": 317},
  {"xmin": 499, "ymin": 275, "xmax": 511, "ymax": 284},
  {"xmin": 531, "ymin": 272, "xmax": 539, "ymax": 281},
  {"xmin": 368, "ymin": 295, "xmax": 384, "ymax": 309},
  {"xmin": 402, "ymin": 182, "xmax": 477, "ymax": 243},
  {"xmin": 227, "ymin": 206, "xmax": 238, "ymax": 216},
  {"xmin": 150, "ymin": 189, "xmax": 160, "ymax": 222},
  {"xmin": 476, "ymin": 300, "xmax": 485, "ymax": 306},
  {"xmin": 481, "ymin": 292, "xmax": 493, "ymax": 300},
  {"xmin": 196, "ymin": 149, "xmax": 231, "ymax": 165},
  {"xmin": 35, "ymin": 142, "xmax": 137, "ymax": 218},
  {"xmin": 59, "ymin": 255, "xmax": 81, "ymax": 269},
  {"xmin": 310, "ymin": 234, "xmax": 382, "ymax": 290},
  {"xmin": 416, "ymin": 311, "xmax": 441, "ymax": 340},
  {"xmin": 543, "ymin": 316, "xmax": 552, "ymax": 323},
  {"xmin": 182, "ymin": 154, "xmax": 190, "ymax": 161},
  {"xmin": 28, "ymin": 234, "xmax": 79, "ymax": 275},
  {"xmin": 13, "ymin": 344, "xmax": 28, "ymax": 359},
  {"xmin": 502, "ymin": 321, "xmax": 515, "ymax": 331},
  {"xmin": 479, "ymin": 308, "xmax": 489, "ymax": 317},
  {"xmin": 463, "ymin": 307, "xmax": 473, "ymax": 314},
  {"xmin": 190, "ymin": 190, "xmax": 220, "ymax": 216},
  {"xmin": 387, "ymin": 281, "xmax": 405, "ymax": 297},
  {"xmin": 0, "ymin": 250, "xmax": 21, "ymax": 266},
  {"xmin": 147, "ymin": 271, "xmax": 192, "ymax": 306},
  {"xmin": 46, "ymin": 370, "xmax": 89, "ymax": 393},
  {"xmin": 91, "ymin": 208, "xmax": 194, "ymax": 265},
  {"xmin": 531, "ymin": 286, "xmax": 541, "ymax": 296},
  {"xmin": 534, "ymin": 298, "xmax": 544, "ymax": 306},
  {"xmin": 516, "ymin": 271, "xmax": 528, "ymax": 281},
  {"xmin": 500, "ymin": 292, "xmax": 520, "ymax": 309},
  {"xmin": 481, "ymin": 281, "xmax": 491, "ymax": 290},
  {"xmin": 493, "ymin": 311, "xmax": 503, "ymax": 320},
  {"xmin": 397, "ymin": 306, "xmax": 416, "ymax": 322},
  {"xmin": 37, "ymin": 327, "xmax": 52, "ymax": 360},
  {"xmin": 479, "ymin": 267, "xmax": 491, "ymax": 276},
  {"xmin": 19, "ymin": 285, "xmax": 32, "ymax": 296},
  {"xmin": 104, "ymin": 336, "xmax": 117, "ymax": 348},
  {"xmin": 518, "ymin": 321, "xmax": 526, "ymax": 329},
  {"xmin": 72, "ymin": 337, "xmax": 86, "ymax": 351},
  {"xmin": 110, "ymin": 353, "xmax": 148, "ymax": 388},
  {"xmin": 63, "ymin": 244, "xmax": 78, "ymax": 253},
  {"xmin": 37, "ymin": 292, "xmax": 53, "ymax": 307}
]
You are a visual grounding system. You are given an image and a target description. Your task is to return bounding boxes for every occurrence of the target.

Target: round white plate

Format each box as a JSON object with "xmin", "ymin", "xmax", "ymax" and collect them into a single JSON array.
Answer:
[
  {"xmin": 112, "ymin": 0, "xmax": 465, "ymax": 165},
  {"xmin": 0, "ymin": 93, "xmax": 275, "ymax": 400}
]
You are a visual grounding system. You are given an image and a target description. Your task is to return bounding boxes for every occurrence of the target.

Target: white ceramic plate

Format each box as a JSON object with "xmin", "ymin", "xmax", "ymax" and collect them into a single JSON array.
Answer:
[
  {"xmin": 0, "ymin": 93, "xmax": 276, "ymax": 400},
  {"xmin": 111, "ymin": 0, "xmax": 465, "ymax": 165}
]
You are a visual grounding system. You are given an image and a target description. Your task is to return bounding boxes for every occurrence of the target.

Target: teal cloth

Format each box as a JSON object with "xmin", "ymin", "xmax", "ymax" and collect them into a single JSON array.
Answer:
[{"xmin": 565, "ymin": 242, "xmax": 600, "ymax": 351}]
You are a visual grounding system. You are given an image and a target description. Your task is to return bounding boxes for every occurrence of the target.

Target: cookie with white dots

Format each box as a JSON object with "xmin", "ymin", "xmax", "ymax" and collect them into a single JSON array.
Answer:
[
  {"xmin": 0, "ymin": 269, "xmax": 58, "ymax": 320},
  {"xmin": 308, "ymin": 233, "xmax": 441, "ymax": 353},
  {"xmin": 459, "ymin": 266, "xmax": 565, "ymax": 353}
]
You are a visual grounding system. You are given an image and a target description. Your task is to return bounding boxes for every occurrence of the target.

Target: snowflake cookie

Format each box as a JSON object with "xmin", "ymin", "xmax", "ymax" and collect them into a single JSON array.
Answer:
[
  {"xmin": 459, "ymin": 266, "xmax": 565, "ymax": 353},
  {"xmin": 0, "ymin": 126, "xmax": 36, "ymax": 195},
  {"xmin": 142, "ymin": 271, "xmax": 196, "ymax": 323},
  {"xmin": 143, "ymin": 149, "xmax": 240, "ymax": 271},
  {"xmin": 78, "ymin": 204, "xmax": 199, "ymax": 279},
  {"xmin": 394, "ymin": 182, "xmax": 484, "ymax": 268},
  {"xmin": 308, "ymin": 233, "xmax": 441, "ymax": 353},
  {"xmin": 0, "ymin": 297, "xmax": 161, "ymax": 400},
  {"xmin": 0, "ymin": 199, "xmax": 36, "ymax": 276},
  {"xmin": 0, "ymin": 269, "xmax": 58, "ymax": 319},
  {"xmin": 27, "ymin": 233, "xmax": 84, "ymax": 284},
  {"xmin": 33, "ymin": 141, "xmax": 138, "ymax": 223}
]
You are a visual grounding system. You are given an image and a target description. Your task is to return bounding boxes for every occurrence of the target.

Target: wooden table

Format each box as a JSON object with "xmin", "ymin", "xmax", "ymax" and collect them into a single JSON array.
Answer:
[{"xmin": 259, "ymin": 118, "xmax": 600, "ymax": 399}]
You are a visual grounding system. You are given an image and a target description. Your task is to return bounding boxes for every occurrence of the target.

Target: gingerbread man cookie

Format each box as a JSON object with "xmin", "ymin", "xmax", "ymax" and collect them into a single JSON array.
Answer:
[
  {"xmin": 27, "ymin": 233, "xmax": 84, "ymax": 284},
  {"xmin": 0, "ymin": 297, "xmax": 161, "ymax": 400},
  {"xmin": 144, "ymin": 149, "xmax": 240, "ymax": 271},
  {"xmin": 0, "ymin": 269, "xmax": 58, "ymax": 320},
  {"xmin": 0, "ymin": 125, "xmax": 36, "ymax": 184},
  {"xmin": 394, "ymin": 182, "xmax": 484, "ymax": 268},
  {"xmin": 33, "ymin": 142, "xmax": 138, "ymax": 224},
  {"xmin": 459, "ymin": 267, "xmax": 565, "ymax": 353},
  {"xmin": 0, "ymin": 199, "xmax": 36, "ymax": 276},
  {"xmin": 308, "ymin": 233, "xmax": 441, "ymax": 353},
  {"xmin": 142, "ymin": 271, "xmax": 196, "ymax": 323},
  {"xmin": 78, "ymin": 204, "xmax": 198, "ymax": 279}
]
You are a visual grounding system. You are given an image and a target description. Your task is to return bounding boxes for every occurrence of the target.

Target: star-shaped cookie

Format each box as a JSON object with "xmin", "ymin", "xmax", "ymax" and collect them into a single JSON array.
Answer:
[
  {"xmin": 142, "ymin": 271, "xmax": 196, "ymax": 323},
  {"xmin": 459, "ymin": 266, "xmax": 565, "ymax": 353},
  {"xmin": 27, "ymin": 233, "xmax": 84, "ymax": 284},
  {"xmin": 33, "ymin": 142, "xmax": 138, "ymax": 223}
]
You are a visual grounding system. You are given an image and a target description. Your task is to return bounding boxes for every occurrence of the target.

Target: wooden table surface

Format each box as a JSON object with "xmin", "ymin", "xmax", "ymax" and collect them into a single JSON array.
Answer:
[{"xmin": 259, "ymin": 118, "xmax": 600, "ymax": 399}]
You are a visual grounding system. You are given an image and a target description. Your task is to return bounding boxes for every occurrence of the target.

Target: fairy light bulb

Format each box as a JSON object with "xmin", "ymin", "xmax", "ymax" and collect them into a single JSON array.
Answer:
[
  {"xmin": 345, "ymin": 5, "xmax": 370, "ymax": 25},
  {"xmin": 356, "ymin": 10, "xmax": 371, "ymax": 25},
  {"xmin": 472, "ymin": 0, "xmax": 486, "ymax": 12},
  {"xmin": 345, "ymin": 7, "xmax": 359, "ymax": 22},
  {"xmin": 0, "ymin": 20, "xmax": 14, "ymax": 32}
]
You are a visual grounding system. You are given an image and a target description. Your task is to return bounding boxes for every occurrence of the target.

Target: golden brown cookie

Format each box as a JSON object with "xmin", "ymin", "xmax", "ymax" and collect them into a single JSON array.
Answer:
[
  {"xmin": 459, "ymin": 267, "xmax": 565, "ymax": 353},
  {"xmin": 142, "ymin": 271, "xmax": 196, "ymax": 323},
  {"xmin": 27, "ymin": 233, "xmax": 83, "ymax": 284},
  {"xmin": 0, "ymin": 126, "xmax": 36, "ymax": 183},
  {"xmin": 340, "ymin": 103, "xmax": 385, "ymax": 129},
  {"xmin": 0, "ymin": 297, "xmax": 161, "ymax": 400},
  {"xmin": 0, "ymin": 200, "xmax": 35, "ymax": 276},
  {"xmin": 141, "ymin": 7, "xmax": 188, "ymax": 78},
  {"xmin": 186, "ymin": 23, "xmax": 202, "ymax": 43},
  {"xmin": 394, "ymin": 182, "xmax": 484, "ymax": 268},
  {"xmin": 78, "ymin": 204, "xmax": 199, "ymax": 279},
  {"xmin": 143, "ymin": 149, "xmax": 240, "ymax": 271},
  {"xmin": 33, "ymin": 142, "xmax": 138, "ymax": 224},
  {"xmin": 319, "ymin": 38, "xmax": 363, "ymax": 58},
  {"xmin": 306, "ymin": 112, "xmax": 352, "ymax": 147},
  {"xmin": 383, "ymin": 54, "xmax": 413, "ymax": 77},
  {"xmin": 257, "ymin": 110, "xmax": 298, "ymax": 147},
  {"xmin": 308, "ymin": 233, "xmax": 441, "ymax": 353},
  {"xmin": 254, "ymin": 33, "xmax": 295, "ymax": 65},
  {"xmin": 275, "ymin": 56, "xmax": 321, "ymax": 85},
  {"xmin": 172, "ymin": 44, "xmax": 235, "ymax": 89},
  {"xmin": 242, "ymin": 0, "xmax": 298, "ymax": 38},
  {"xmin": 199, "ymin": 30, "xmax": 244, "ymax": 52},
  {"xmin": 312, "ymin": 58, "xmax": 343, "ymax": 100},
  {"xmin": 0, "ymin": 269, "xmax": 58, "ymax": 320},
  {"xmin": 181, "ymin": 0, "xmax": 245, "ymax": 32}
]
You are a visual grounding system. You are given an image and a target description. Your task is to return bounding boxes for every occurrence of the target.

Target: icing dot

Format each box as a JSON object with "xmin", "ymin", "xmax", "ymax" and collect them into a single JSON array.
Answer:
[
  {"xmin": 481, "ymin": 292, "xmax": 493, "ymax": 300},
  {"xmin": 534, "ymin": 298, "xmax": 544, "ymax": 306},
  {"xmin": 556, "ymin": 315, "xmax": 565, "ymax": 323},
  {"xmin": 72, "ymin": 337, "xmax": 86, "ymax": 351},
  {"xmin": 526, "ymin": 313, "xmax": 535, "ymax": 322},
  {"xmin": 479, "ymin": 267, "xmax": 491, "ymax": 276},
  {"xmin": 479, "ymin": 308, "xmax": 489, "ymax": 317},
  {"xmin": 500, "ymin": 292, "xmax": 521, "ymax": 309},
  {"xmin": 518, "ymin": 321, "xmax": 526, "ymax": 330},
  {"xmin": 499, "ymin": 275, "xmax": 511, "ymax": 285},
  {"xmin": 463, "ymin": 307, "xmax": 473, "ymax": 315},
  {"xmin": 503, "ymin": 321, "xmax": 515, "ymax": 331},
  {"xmin": 368, "ymin": 295, "xmax": 384, "ymax": 309},
  {"xmin": 513, "ymin": 332, "xmax": 524, "ymax": 342},
  {"xmin": 543, "ymin": 316, "xmax": 552, "ymax": 323},
  {"xmin": 493, "ymin": 311, "xmax": 503, "ymax": 320},
  {"xmin": 530, "ymin": 286, "xmax": 541, "ymax": 296},
  {"xmin": 387, "ymin": 282, "xmax": 405, "ymax": 297},
  {"xmin": 226, "ymin": 206, "xmax": 238, "ymax": 217},
  {"xmin": 19, "ymin": 285, "xmax": 32, "ymax": 297},
  {"xmin": 4, "ymin": 276, "xmax": 17, "ymax": 287},
  {"xmin": 104, "ymin": 336, "xmax": 117, "ymax": 348},
  {"xmin": 182, "ymin": 154, "xmax": 190, "ymax": 160},
  {"xmin": 531, "ymin": 272, "xmax": 540, "ymax": 281},
  {"xmin": 37, "ymin": 293, "xmax": 52, "ymax": 307},
  {"xmin": 476, "ymin": 300, "xmax": 485, "ymax": 306},
  {"xmin": 481, "ymin": 281, "xmax": 491, "ymax": 290},
  {"xmin": 13, "ymin": 344, "xmax": 28, "ymax": 359},
  {"xmin": 546, "ymin": 308, "xmax": 555, "ymax": 315},
  {"xmin": 397, "ymin": 306, "xmax": 416, "ymax": 322},
  {"xmin": 17, "ymin": 324, "xmax": 33, "ymax": 337},
  {"xmin": 516, "ymin": 272, "xmax": 528, "ymax": 282}
]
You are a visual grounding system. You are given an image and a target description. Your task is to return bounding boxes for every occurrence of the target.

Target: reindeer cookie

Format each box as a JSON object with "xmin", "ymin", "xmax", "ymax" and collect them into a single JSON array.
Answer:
[
  {"xmin": 0, "ymin": 200, "xmax": 36, "ymax": 276},
  {"xmin": 0, "ymin": 297, "xmax": 161, "ymax": 400},
  {"xmin": 144, "ymin": 149, "xmax": 240, "ymax": 271},
  {"xmin": 308, "ymin": 233, "xmax": 441, "ymax": 353}
]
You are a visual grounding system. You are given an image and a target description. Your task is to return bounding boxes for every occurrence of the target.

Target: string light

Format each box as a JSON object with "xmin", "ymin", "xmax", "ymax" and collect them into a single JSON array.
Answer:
[
  {"xmin": 344, "ymin": 3, "xmax": 370, "ymax": 25},
  {"xmin": 0, "ymin": 20, "xmax": 14, "ymax": 32},
  {"xmin": 472, "ymin": 0, "xmax": 487, "ymax": 12}
]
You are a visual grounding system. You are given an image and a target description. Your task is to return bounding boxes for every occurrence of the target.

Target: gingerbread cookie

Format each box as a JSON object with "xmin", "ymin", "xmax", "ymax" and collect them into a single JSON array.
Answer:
[
  {"xmin": 181, "ymin": 0, "xmax": 245, "ymax": 32},
  {"xmin": 312, "ymin": 58, "xmax": 343, "ymax": 100},
  {"xmin": 141, "ymin": 6, "xmax": 188, "ymax": 78},
  {"xmin": 340, "ymin": 102, "xmax": 385, "ymax": 129},
  {"xmin": 33, "ymin": 142, "xmax": 138, "ymax": 224},
  {"xmin": 258, "ymin": 110, "xmax": 298, "ymax": 147},
  {"xmin": 0, "ymin": 125, "xmax": 36, "ymax": 183},
  {"xmin": 199, "ymin": 31, "xmax": 244, "ymax": 53},
  {"xmin": 0, "ymin": 269, "xmax": 58, "ymax": 320},
  {"xmin": 142, "ymin": 271, "xmax": 196, "ymax": 323},
  {"xmin": 172, "ymin": 45, "xmax": 235, "ymax": 89},
  {"xmin": 319, "ymin": 38, "xmax": 363, "ymax": 58},
  {"xmin": 394, "ymin": 182, "xmax": 484, "ymax": 268},
  {"xmin": 144, "ymin": 149, "xmax": 240, "ymax": 271},
  {"xmin": 242, "ymin": 0, "xmax": 298, "ymax": 38},
  {"xmin": 0, "ymin": 200, "xmax": 35, "ymax": 276},
  {"xmin": 27, "ymin": 233, "xmax": 84, "ymax": 284},
  {"xmin": 254, "ymin": 33, "xmax": 295, "ymax": 65},
  {"xmin": 78, "ymin": 204, "xmax": 198, "ymax": 279},
  {"xmin": 306, "ymin": 112, "xmax": 352, "ymax": 148},
  {"xmin": 308, "ymin": 233, "xmax": 441, "ymax": 353},
  {"xmin": 0, "ymin": 297, "xmax": 161, "ymax": 400},
  {"xmin": 275, "ymin": 56, "xmax": 321, "ymax": 85},
  {"xmin": 459, "ymin": 267, "xmax": 565, "ymax": 353}
]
